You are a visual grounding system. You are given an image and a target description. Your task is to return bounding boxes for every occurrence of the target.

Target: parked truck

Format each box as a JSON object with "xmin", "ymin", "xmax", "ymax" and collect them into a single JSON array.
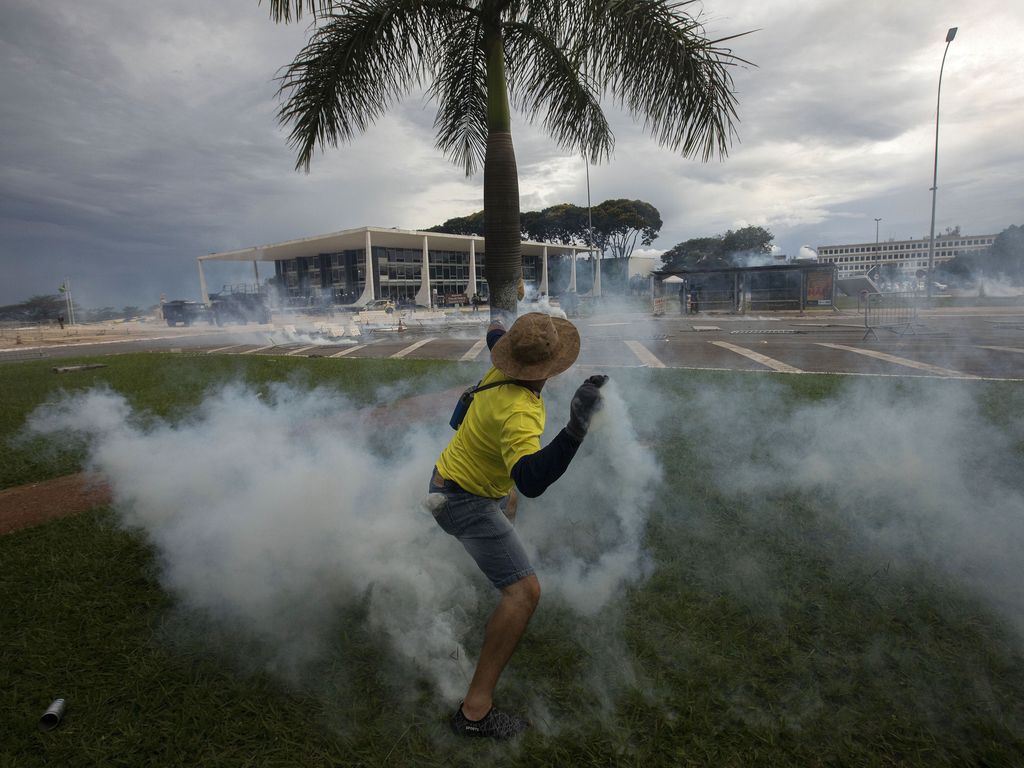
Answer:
[
  {"xmin": 162, "ymin": 300, "xmax": 210, "ymax": 327},
  {"xmin": 207, "ymin": 285, "xmax": 272, "ymax": 326}
]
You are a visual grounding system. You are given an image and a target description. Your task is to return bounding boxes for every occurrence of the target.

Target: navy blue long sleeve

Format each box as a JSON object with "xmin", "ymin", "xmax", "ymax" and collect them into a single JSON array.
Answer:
[
  {"xmin": 486, "ymin": 327, "xmax": 505, "ymax": 350},
  {"xmin": 511, "ymin": 428, "xmax": 582, "ymax": 498}
]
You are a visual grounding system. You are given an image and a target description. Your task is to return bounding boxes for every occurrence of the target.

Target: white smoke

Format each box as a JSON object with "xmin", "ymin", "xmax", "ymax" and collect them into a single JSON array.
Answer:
[
  {"xmin": 730, "ymin": 250, "xmax": 779, "ymax": 268},
  {"xmin": 978, "ymin": 277, "xmax": 1024, "ymax": 297},
  {"xmin": 25, "ymin": 373, "xmax": 656, "ymax": 701},
  {"xmin": 676, "ymin": 376, "xmax": 1024, "ymax": 631}
]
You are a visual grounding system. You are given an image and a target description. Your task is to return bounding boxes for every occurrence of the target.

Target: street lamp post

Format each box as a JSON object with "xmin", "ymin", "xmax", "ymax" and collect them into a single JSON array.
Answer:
[
  {"xmin": 926, "ymin": 26, "xmax": 958, "ymax": 300},
  {"xmin": 874, "ymin": 217, "xmax": 882, "ymax": 283},
  {"xmin": 585, "ymin": 155, "xmax": 601, "ymax": 298}
]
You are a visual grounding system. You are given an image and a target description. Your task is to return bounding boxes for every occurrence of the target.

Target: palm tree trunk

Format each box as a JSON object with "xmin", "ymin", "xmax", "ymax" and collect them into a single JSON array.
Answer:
[{"xmin": 482, "ymin": 20, "xmax": 521, "ymax": 322}]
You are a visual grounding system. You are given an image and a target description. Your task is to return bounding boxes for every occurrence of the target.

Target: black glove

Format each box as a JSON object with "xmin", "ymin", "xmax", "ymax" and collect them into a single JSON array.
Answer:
[{"xmin": 565, "ymin": 374, "xmax": 609, "ymax": 441}]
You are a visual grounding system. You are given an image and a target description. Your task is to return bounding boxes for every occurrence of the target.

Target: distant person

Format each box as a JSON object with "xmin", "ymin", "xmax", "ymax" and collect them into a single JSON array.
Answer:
[
  {"xmin": 57, "ymin": 315, "xmax": 65, "ymax": 330},
  {"xmin": 471, "ymin": 292, "xmax": 482, "ymax": 313},
  {"xmin": 429, "ymin": 313, "xmax": 607, "ymax": 740},
  {"xmin": 678, "ymin": 286, "xmax": 686, "ymax": 315},
  {"xmin": 689, "ymin": 287, "xmax": 699, "ymax": 314}
]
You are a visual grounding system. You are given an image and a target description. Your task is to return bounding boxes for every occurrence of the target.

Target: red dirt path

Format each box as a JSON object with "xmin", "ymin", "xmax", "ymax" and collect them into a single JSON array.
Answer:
[
  {"xmin": 0, "ymin": 385, "xmax": 463, "ymax": 536},
  {"xmin": 0, "ymin": 473, "xmax": 112, "ymax": 535}
]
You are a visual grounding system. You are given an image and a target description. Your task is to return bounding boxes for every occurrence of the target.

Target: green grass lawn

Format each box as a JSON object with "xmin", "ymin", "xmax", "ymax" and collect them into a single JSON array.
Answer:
[
  {"xmin": 3, "ymin": 355, "xmax": 1024, "ymax": 766},
  {"xmin": 0, "ymin": 352, "xmax": 456, "ymax": 490}
]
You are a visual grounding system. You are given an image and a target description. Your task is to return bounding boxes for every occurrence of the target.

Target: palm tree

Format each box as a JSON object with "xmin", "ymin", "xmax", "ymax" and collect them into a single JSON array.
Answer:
[{"xmin": 265, "ymin": 0, "xmax": 748, "ymax": 318}]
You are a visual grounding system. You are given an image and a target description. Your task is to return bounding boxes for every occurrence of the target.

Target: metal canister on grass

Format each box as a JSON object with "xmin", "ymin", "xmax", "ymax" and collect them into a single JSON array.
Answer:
[{"xmin": 39, "ymin": 698, "xmax": 67, "ymax": 731}]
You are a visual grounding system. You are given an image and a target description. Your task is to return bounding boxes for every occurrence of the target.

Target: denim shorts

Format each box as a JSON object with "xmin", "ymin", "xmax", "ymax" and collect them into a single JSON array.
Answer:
[{"xmin": 428, "ymin": 469, "xmax": 535, "ymax": 590}]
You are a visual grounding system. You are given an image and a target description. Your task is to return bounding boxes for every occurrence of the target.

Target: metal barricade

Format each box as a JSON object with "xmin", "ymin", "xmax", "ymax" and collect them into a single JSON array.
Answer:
[{"xmin": 863, "ymin": 291, "xmax": 918, "ymax": 340}]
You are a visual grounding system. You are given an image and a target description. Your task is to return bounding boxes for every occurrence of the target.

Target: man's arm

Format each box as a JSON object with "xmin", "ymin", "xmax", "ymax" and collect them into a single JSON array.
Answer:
[
  {"xmin": 486, "ymin": 320, "xmax": 505, "ymax": 350},
  {"xmin": 510, "ymin": 375, "xmax": 609, "ymax": 498},
  {"xmin": 510, "ymin": 428, "xmax": 582, "ymax": 498}
]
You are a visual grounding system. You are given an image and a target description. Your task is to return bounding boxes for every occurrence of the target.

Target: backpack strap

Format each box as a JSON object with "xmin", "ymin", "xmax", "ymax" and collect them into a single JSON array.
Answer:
[{"xmin": 468, "ymin": 379, "xmax": 534, "ymax": 396}]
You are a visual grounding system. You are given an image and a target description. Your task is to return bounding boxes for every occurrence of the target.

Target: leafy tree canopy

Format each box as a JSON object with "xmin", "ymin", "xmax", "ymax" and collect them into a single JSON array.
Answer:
[
  {"xmin": 661, "ymin": 226, "xmax": 774, "ymax": 270},
  {"xmin": 592, "ymin": 199, "xmax": 663, "ymax": 259},
  {"xmin": 988, "ymin": 224, "xmax": 1024, "ymax": 283},
  {"xmin": 0, "ymin": 295, "xmax": 66, "ymax": 322},
  {"xmin": 937, "ymin": 223, "xmax": 1024, "ymax": 285},
  {"xmin": 426, "ymin": 211, "xmax": 485, "ymax": 237},
  {"xmin": 428, "ymin": 198, "xmax": 661, "ymax": 260}
]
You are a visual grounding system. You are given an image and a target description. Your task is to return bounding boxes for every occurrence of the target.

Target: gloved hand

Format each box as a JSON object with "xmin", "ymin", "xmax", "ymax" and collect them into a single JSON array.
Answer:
[{"xmin": 565, "ymin": 374, "xmax": 609, "ymax": 441}]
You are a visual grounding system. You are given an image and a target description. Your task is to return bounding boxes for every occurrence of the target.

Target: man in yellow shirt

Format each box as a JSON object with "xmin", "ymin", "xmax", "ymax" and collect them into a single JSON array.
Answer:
[{"xmin": 430, "ymin": 312, "xmax": 607, "ymax": 740}]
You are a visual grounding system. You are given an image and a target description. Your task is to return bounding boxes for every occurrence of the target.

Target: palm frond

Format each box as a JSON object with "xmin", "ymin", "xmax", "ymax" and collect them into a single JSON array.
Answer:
[
  {"xmin": 503, "ymin": 21, "xmax": 613, "ymax": 164},
  {"xmin": 275, "ymin": 0, "xmax": 444, "ymax": 171},
  {"xmin": 262, "ymin": 0, "xmax": 339, "ymax": 23},
  {"xmin": 427, "ymin": 14, "xmax": 489, "ymax": 176},
  {"xmin": 574, "ymin": 0, "xmax": 751, "ymax": 161}
]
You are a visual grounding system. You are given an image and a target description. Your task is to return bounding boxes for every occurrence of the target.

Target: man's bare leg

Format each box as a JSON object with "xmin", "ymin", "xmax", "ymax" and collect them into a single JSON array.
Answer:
[{"xmin": 460, "ymin": 574, "xmax": 540, "ymax": 720}]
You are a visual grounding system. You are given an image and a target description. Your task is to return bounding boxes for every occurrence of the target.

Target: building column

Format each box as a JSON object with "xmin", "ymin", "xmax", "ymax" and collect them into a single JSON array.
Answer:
[
  {"xmin": 253, "ymin": 260, "xmax": 260, "ymax": 285},
  {"xmin": 467, "ymin": 238, "xmax": 478, "ymax": 297},
  {"xmin": 356, "ymin": 229, "xmax": 376, "ymax": 305},
  {"xmin": 593, "ymin": 253, "xmax": 602, "ymax": 297},
  {"xmin": 568, "ymin": 252, "xmax": 577, "ymax": 291},
  {"xmin": 540, "ymin": 246, "xmax": 549, "ymax": 295},
  {"xmin": 415, "ymin": 235, "xmax": 432, "ymax": 308},
  {"xmin": 197, "ymin": 258, "xmax": 209, "ymax": 304}
]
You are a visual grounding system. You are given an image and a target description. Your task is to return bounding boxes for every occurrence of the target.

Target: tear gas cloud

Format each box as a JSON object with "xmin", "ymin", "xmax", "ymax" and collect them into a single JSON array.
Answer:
[
  {"xmin": 25, "ymin": 373, "xmax": 656, "ymax": 700},
  {"xmin": 22, "ymin": 355, "xmax": 1024, "ymax": 714},
  {"xmin": 675, "ymin": 376, "xmax": 1024, "ymax": 631}
]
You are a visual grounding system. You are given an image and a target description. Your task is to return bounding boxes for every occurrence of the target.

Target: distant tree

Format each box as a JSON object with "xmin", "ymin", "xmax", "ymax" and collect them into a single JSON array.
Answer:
[
  {"xmin": 720, "ymin": 225, "xmax": 773, "ymax": 257},
  {"xmin": 935, "ymin": 224, "xmax": 1023, "ymax": 286},
  {"xmin": 429, "ymin": 198, "xmax": 661, "ymax": 257},
  {"xmin": 592, "ymin": 199, "xmax": 662, "ymax": 260},
  {"xmin": 526, "ymin": 203, "xmax": 590, "ymax": 245},
  {"xmin": 0, "ymin": 294, "xmax": 66, "ymax": 322},
  {"xmin": 82, "ymin": 307, "xmax": 120, "ymax": 322},
  {"xmin": 987, "ymin": 224, "xmax": 1024, "ymax": 284},
  {"xmin": 427, "ymin": 210, "xmax": 486, "ymax": 236},
  {"xmin": 660, "ymin": 226, "xmax": 774, "ymax": 270}
]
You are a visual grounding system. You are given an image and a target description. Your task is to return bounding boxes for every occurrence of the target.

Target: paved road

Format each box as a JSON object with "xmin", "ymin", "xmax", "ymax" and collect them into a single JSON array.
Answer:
[{"xmin": 4, "ymin": 311, "xmax": 1024, "ymax": 381}]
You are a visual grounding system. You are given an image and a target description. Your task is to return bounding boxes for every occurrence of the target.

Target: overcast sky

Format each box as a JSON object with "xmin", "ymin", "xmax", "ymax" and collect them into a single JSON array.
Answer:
[{"xmin": 2, "ymin": 0, "xmax": 1022, "ymax": 308}]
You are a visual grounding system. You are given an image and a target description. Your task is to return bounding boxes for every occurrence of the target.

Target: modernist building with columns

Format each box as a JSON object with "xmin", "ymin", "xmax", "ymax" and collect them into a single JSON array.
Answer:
[
  {"xmin": 198, "ymin": 226, "xmax": 595, "ymax": 307},
  {"xmin": 816, "ymin": 232, "xmax": 997, "ymax": 279}
]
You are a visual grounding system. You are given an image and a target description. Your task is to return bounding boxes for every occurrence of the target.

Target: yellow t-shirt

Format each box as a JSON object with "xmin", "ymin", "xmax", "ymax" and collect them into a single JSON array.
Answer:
[{"xmin": 436, "ymin": 366, "xmax": 545, "ymax": 498}]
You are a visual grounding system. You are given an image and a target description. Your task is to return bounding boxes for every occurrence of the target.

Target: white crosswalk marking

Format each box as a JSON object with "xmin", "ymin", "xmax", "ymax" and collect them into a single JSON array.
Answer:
[
  {"xmin": 624, "ymin": 340, "xmax": 666, "ymax": 368},
  {"xmin": 460, "ymin": 339, "xmax": 487, "ymax": 362},
  {"xmin": 286, "ymin": 345, "xmax": 318, "ymax": 356},
  {"xmin": 240, "ymin": 344, "xmax": 276, "ymax": 355},
  {"xmin": 206, "ymin": 344, "xmax": 247, "ymax": 354},
  {"xmin": 816, "ymin": 343, "xmax": 980, "ymax": 378},
  {"xmin": 391, "ymin": 337, "xmax": 436, "ymax": 359},
  {"xmin": 329, "ymin": 344, "xmax": 366, "ymax": 358},
  {"xmin": 711, "ymin": 341, "xmax": 803, "ymax": 373}
]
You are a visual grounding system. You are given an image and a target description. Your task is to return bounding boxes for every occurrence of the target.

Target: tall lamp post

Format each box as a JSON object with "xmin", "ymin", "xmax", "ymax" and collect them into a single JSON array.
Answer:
[
  {"xmin": 926, "ymin": 26, "xmax": 958, "ymax": 300},
  {"xmin": 585, "ymin": 156, "xmax": 600, "ymax": 298},
  {"xmin": 873, "ymin": 217, "xmax": 882, "ymax": 282}
]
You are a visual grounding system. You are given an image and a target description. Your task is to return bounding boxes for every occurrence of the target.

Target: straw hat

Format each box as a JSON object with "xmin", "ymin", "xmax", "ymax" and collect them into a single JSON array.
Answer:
[{"xmin": 491, "ymin": 312, "xmax": 580, "ymax": 380}]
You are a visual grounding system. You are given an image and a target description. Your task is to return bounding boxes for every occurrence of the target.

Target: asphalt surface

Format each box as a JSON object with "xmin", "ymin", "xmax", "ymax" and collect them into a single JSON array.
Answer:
[{"xmin": 4, "ymin": 310, "xmax": 1024, "ymax": 381}]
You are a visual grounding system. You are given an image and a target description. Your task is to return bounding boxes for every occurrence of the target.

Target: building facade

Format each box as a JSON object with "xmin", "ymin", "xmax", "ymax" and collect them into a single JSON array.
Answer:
[
  {"xmin": 198, "ymin": 226, "xmax": 592, "ymax": 308},
  {"xmin": 816, "ymin": 232, "xmax": 996, "ymax": 279}
]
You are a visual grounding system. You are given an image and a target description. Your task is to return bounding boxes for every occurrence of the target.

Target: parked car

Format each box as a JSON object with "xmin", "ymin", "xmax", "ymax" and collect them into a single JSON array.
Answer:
[{"xmin": 364, "ymin": 299, "xmax": 396, "ymax": 312}]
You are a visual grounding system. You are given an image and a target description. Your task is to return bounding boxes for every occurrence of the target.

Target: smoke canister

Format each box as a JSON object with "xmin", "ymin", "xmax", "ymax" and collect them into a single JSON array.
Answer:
[{"xmin": 39, "ymin": 698, "xmax": 67, "ymax": 731}]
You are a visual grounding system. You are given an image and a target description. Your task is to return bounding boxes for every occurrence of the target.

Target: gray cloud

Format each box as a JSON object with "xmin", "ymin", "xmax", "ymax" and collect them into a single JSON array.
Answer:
[{"xmin": 2, "ymin": 0, "xmax": 1021, "ymax": 305}]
